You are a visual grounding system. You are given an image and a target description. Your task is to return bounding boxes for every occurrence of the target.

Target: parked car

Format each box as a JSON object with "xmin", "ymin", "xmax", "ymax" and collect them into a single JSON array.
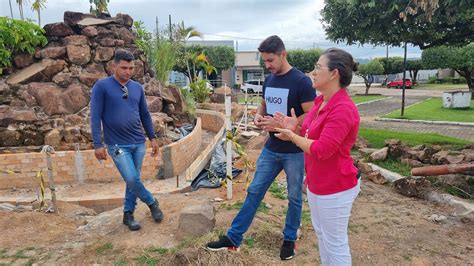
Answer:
[
  {"xmin": 241, "ymin": 80, "xmax": 263, "ymax": 94},
  {"xmin": 387, "ymin": 79, "xmax": 412, "ymax": 89}
]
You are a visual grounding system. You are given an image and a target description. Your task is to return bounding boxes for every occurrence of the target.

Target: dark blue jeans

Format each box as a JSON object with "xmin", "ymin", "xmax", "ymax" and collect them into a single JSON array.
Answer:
[
  {"xmin": 107, "ymin": 143, "xmax": 155, "ymax": 212},
  {"xmin": 227, "ymin": 147, "xmax": 305, "ymax": 246}
]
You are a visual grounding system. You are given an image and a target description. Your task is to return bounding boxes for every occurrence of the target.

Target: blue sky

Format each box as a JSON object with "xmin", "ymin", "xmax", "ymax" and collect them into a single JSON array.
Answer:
[{"xmin": 1, "ymin": 0, "xmax": 422, "ymax": 59}]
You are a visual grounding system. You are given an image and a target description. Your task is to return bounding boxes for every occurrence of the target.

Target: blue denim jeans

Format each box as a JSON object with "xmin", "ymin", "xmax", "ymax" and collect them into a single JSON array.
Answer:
[
  {"xmin": 227, "ymin": 147, "xmax": 305, "ymax": 246},
  {"xmin": 107, "ymin": 143, "xmax": 155, "ymax": 213}
]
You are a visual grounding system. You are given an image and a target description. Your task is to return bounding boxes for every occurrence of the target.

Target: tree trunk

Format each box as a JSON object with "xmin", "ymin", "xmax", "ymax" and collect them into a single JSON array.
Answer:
[
  {"xmin": 37, "ymin": 10, "xmax": 41, "ymax": 27},
  {"xmin": 454, "ymin": 68, "xmax": 473, "ymax": 99},
  {"xmin": 363, "ymin": 76, "xmax": 370, "ymax": 94},
  {"xmin": 413, "ymin": 69, "xmax": 419, "ymax": 84},
  {"xmin": 9, "ymin": 0, "xmax": 14, "ymax": 18}
]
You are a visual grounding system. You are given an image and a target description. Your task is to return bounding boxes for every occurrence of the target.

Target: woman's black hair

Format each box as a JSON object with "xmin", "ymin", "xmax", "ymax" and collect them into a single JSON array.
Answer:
[{"xmin": 322, "ymin": 48, "xmax": 358, "ymax": 88}]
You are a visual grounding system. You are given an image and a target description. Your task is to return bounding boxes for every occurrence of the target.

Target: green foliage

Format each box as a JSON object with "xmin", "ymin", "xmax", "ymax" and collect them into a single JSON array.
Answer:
[
  {"xmin": 375, "ymin": 57, "xmax": 404, "ymax": 75},
  {"xmin": 173, "ymin": 44, "xmax": 235, "ymax": 80},
  {"xmin": 0, "ymin": 17, "xmax": 47, "ymax": 74},
  {"xmin": 321, "ymin": 0, "xmax": 473, "ymax": 50},
  {"xmin": 287, "ymin": 48, "xmax": 323, "ymax": 73},
  {"xmin": 370, "ymin": 158, "xmax": 412, "ymax": 177},
  {"xmin": 180, "ymin": 87, "xmax": 196, "ymax": 117},
  {"xmin": 189, "ymin": 79, "xmax": 210, "ymax": 103},
  {"xmin": 89, "ymin": 0, "xmax": 109, "ymax": 15},
  {"xmin": 422, "ymin": 43, "xmax": 473, "ymax": 91},
  {"xmin": 356, "ymin": 60, "xmax": 384, "ymax": 94},
  {"xmin": 134, "ymin": 21, "xmax": 177, "ymax": 85},
  {"xmin": 406, "ymin": 59, "xmax": 425, "ymax": 83}
]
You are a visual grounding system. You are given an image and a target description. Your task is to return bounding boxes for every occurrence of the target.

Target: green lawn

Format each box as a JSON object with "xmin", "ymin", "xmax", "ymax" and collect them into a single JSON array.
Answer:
[
  {"xmin": 351, "ymin": 95, "xmax": 387, "ymax": 104},
  {"xmin": 359, "ymin": 128, "xmax": 470, "ymax": 149},
  {"xmin": 383, "ymin": 97, "xmax": 474, "ymax": 123},
  {"xmin": 413, "ymin": 83, "xmax": 469, "ymax": 91}
]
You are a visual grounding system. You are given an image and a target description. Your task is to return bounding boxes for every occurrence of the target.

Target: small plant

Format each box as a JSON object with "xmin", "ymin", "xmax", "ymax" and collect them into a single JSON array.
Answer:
[
  {"xmin": 180, "ymin": 87, "xmax": 196, "ymax": 117},
  {"xmin": 133, "ymin": 254, "xmax": 159, "ymax": 266},
  {"xmin": 0, "ymin": 17, "xmax": 47, "ymax": 74},
  {"xmin": 144, "ymin": 246, "xmax": 168, "ymax": 255},
  {"xmin": 189, "ymin": 79, "xmax": 210, "ymax": 103},
  {"xmin": 244, "ymin": 237, "xmax": 255, "ymax": 248},
  {"xmin": 95, "ymin": 242, "xmax": 113, "ymax": 255},
  {"xmin": 269, "ymin": 181, "xmax": 287, "ymax": 200}
]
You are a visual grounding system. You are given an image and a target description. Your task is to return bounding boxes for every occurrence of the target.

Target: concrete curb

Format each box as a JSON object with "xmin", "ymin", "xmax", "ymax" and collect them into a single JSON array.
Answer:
[{"xmin": 375, "ymin": 117, "xmax": 474, "ymax": 127}]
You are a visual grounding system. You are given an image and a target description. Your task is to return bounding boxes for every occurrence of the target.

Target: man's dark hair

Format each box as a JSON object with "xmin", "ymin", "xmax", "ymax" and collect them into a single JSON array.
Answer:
[
  {"xmin": 114, "ymin": 49, "xmax": 134, "ymax": 63},
  {"xmin": 258, "ymin": 35, "xmax": 285, "ymax": 54},
  {"xmin": 322, "ymin": 48, "xmax": 358, "ymax": 88}
]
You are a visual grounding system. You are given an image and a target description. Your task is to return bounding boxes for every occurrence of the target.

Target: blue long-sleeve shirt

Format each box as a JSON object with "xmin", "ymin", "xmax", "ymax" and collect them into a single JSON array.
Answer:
[{"xmin": 90, "ymin": 76, "xmax": 155, "ymax": 149}]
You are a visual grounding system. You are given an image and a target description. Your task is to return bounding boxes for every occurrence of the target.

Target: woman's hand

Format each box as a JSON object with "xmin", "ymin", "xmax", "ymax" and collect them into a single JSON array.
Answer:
[
  {"xmin": 274, "ymin": 108, "xmax": 298, "ymax": 133},
  {"xmin": 274, "ymin": 127, "xmax": 296, "ymax": 142}
]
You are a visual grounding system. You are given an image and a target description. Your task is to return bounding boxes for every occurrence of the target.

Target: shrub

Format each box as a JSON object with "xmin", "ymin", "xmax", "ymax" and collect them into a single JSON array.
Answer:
[
  {"xmin": 0, "ymin": 17, "xmax": 47, "ymax": 74},
  {"xmin": 190, "ymin": 79, "xmax": 210, "ymax": 103}
]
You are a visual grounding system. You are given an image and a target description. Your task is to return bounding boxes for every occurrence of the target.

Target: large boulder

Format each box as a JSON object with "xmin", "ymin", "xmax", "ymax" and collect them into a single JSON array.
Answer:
[
  {"xmin": 44, "ymin": 128, "xmax": 62, "ymax": 146},
  {"xmin": 370, "ymin": 147, "xmax": 389, "ymax": 161},
  {"xmin": 94, "ymin": 46, "xmax": 115, "ymax": 62},
  {"xmin": 166, "ymin": 86, "xmax": 187, "ymax": 114},
  {"xmin": 13, "ymin": 53, "xmax": 34, "ymax": 69},
  {"xmin": 67, "ymin": 45, "xmax": 91, "ymax": 65},
  {"xmin": 0, "ymin": 130, "xmax": 22, "ymax": 146},
  {"xmin": 63, "ymin": 11, "xmax": 94, "ymax": 26},
  {"xmin": 146, "ymin": 96, "xmax": 163, "ymax": 113},
  {"xmin": 115, "ymin": 13, "xmax": 134, "ymax": 27},
  {"xmin": 43, "ymin": 22, "xmax": 75, "ymax": 37},
  {"xmin": 6, "ymin": 59, "xmax": 65, "ymax": 85},
  {"xmin": 81, "ymin": 26, "xmax": 98, "ymax": 37},
  {"xmin": 143, "ymin": 79, "xmax": 176, "ymax": 103},
  {"xmin": 132, "ymin": 59, "xmax": 144, "ymax": 80},
  {"xmin": 27, "ymin": 82, "xmax": 89, "ymax": 115},
  {"xmin": 178, "ymin": 205, "xmax": 216, "ymax": 239},
  {"xmin": 63, "ymin": 35, "xmax": 89, "ymax": 46},
  {"xmin": 38, "ymin": 46, "xmax": 67, "ymax": 59},
  {"xmin": 0, "ymin": 106, "xmax": 37, "ymax": 127}
]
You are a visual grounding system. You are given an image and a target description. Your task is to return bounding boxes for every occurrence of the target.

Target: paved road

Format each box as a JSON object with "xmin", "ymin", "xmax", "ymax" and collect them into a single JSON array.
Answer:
[{"xmin": 351, "ymin": 86, "xmax": 474, "ymax": 142}]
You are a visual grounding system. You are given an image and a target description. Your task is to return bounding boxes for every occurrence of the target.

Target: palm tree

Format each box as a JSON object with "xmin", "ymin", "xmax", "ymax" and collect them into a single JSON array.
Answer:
[
  {"xmin": 176, "ymin": 21, "xmax": 203, "ymax": 82},
  {"xmin": 16, "ymin": 0, "xmax": 26, "ymax": 20},
  {"xmin": 90, "ymin": 0, "xmax": 110, "ymax": 15},
  {"xmin": 9, "ymin": 0, "xmax": 14, "ymax": 18},
  {"xmin": 31, "ymin": 0, "xmax": 46, "ymax": 26}
]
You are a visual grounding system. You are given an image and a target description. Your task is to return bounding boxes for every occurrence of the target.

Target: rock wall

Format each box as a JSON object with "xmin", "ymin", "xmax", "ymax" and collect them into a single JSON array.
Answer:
[{"xmin": 0, "ymin": 11, "xmax": 188, "ymax": 150}]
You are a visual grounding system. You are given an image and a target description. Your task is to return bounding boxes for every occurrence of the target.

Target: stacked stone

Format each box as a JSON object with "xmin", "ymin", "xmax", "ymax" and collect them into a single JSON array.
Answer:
[{"xmin": 0, "ymin": 11, "xmax": 187, "ymax": 149}]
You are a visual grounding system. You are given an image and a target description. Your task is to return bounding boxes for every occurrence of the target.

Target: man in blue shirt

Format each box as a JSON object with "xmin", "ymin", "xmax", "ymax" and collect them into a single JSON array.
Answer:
[
  {"xmin": 90, "ymin": 49, "xmax": 163, "ymax": 231},
  {"xmin": 207, "ymin": 36, "xmax": 316, "ymax": 260}
]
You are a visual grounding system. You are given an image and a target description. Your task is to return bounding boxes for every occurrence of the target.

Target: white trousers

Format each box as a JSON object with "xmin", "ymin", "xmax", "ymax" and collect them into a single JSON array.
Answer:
[{"xmin": 307, "ymin": 180, "xmax": 361, "ymax": 266}]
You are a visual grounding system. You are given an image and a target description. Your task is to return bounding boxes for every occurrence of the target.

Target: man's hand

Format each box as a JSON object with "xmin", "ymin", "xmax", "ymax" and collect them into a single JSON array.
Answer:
[
  {"xmin": 150, "ymin": 138, "xmax": 159, "ymax": 157},
  {"xmin": 274, "ymin": 108, "xmax": 298, "ymax": 132},
  {"xmin": 260, "ymin": 116, "xmax": 280, "ymax": 132},
  {"xmin": 254, "ymin": 114, "xmax": 264, "ymax": 128},
  {"xmin": 94, "ymin": 147, "xmax": 107, "ymax": 161}
]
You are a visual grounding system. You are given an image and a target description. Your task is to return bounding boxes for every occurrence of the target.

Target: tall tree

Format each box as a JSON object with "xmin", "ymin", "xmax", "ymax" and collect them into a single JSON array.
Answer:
[
  {"xmin": 422, "ymin": 43, "xmax": 474, "ymax": 97},
  {"xmin": 31, "ymin": 0, "xmax": 46, "ymax": 26},
  {"xmin": 321, "ymin": 0, "xmax": 473, "ymax": 50},
  {"xmin": 16, "ymin": 0, "xmax": 25, "ymax": 20},
  {"xmin": 89, "ymin": 0, "xmax": 109, "ymax": 15},
  {"xmin": 356, "ymin": 60, "xmax": 385, "ymax": 94},
  {"xmin": 9, "ymin": 0, "xmax": 14, "ymax": 18},
  {"xmin": 406, "ymin": 59, "xmax": 425, "ymax": 84},
  {"xmin": 287, "ymin": 49, "xmax": 323, "ymax": 73}
]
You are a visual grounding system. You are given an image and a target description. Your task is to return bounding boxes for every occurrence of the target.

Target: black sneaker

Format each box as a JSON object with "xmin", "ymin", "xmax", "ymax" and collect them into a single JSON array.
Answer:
[
  {"xmin": 206, "ymin": 236, "xmax": 240, "ymax": 252},
  {"xmin": 280, "ymin": 240, "xmax": 295, "ymax": 260}
]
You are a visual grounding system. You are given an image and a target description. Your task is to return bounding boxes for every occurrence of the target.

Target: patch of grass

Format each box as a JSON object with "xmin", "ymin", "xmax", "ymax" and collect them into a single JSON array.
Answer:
[
  {"xmin": 95, "ymin": 242, "xmax": 113, "ymax": 255},
  {"xmin": 0, "ymin": 249, "xmax": 7, "ymax": 259},
  {"xmin": 383, "ymin": 97, "xmax": 474, "ymax": 123},
  {"xmin": 351, "ymin": 95, "xmax": 387, "ymax": 104},
  {"xmin": 244, "ymin": 237, "xmax": 255, "ymax": 248},
  {"xmin": 423, "ymin": 176, "xmax": 473, "ymax": 200},
  {"xmin": 134, "ymin": 254, "xmax": 159, "ymax": 266},
  {"xmin": 114, "ymin": 257, "xmax": 128, "ymax": 266},
  {"xmin": 144, "ymin": 247, "xmax": 168, "ymax": 255},
  {"xmin": 301, "ymin": 209, "xmax": 311, "ymax": 225},
  {"xmin": 269, "ymin": 181, "xmax": 287, "ymax": 200},
  {"xmin": 359, "ymin": 128, "xmax": 470, "ymax": 149},
  {"xmin": 371, "ymin": 158, "xmax": 412, "ymax": 176},
  {"xmin": 224, "ymin": 200, "xmax": 270, "ymax": 213}
]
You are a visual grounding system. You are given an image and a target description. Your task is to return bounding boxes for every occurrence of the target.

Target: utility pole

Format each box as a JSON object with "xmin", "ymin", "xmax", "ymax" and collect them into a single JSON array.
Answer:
[{"xmin": 401, "ymin": 42, "xmax": 408, "ymax": 116}]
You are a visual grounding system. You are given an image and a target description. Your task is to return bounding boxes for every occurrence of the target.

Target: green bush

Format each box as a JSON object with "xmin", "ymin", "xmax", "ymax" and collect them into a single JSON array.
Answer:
[
  {"xmin": 179, "ymin": 87, "xmax": 196, "ymax": 117},
  {"xmin": 190, "ymin": 79, "xmax": 210, "ymax": 103},
  {"xmin": 0, "ymin": 17, "xmax": 47, "ymax": 74}
]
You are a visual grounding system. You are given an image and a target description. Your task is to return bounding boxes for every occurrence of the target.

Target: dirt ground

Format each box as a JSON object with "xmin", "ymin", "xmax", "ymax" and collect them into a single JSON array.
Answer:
[{"xmin": 1, "ymin": 140, "xmax": 473, "ymax": 265}]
